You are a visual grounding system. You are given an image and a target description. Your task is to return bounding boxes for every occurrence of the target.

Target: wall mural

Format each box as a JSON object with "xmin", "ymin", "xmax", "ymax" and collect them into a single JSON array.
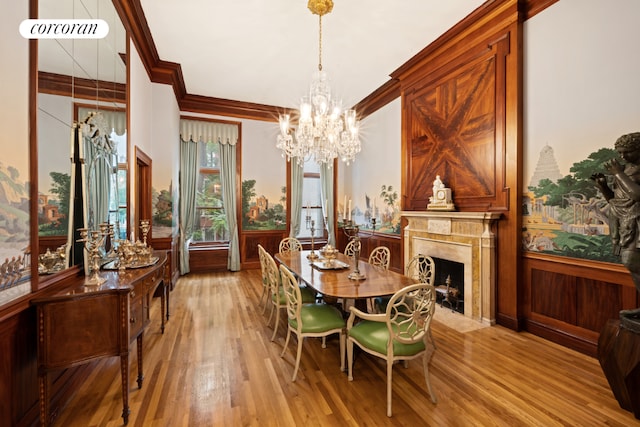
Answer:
[
  {"xmin": 345, "ymin": 184, "xmax": 401, "ymax": 235},
  {"xmin": 523, "ymin": 145, "xmax": 619, "ymax": 262},
  {"xmin": 152, "ymin": 184, "xmax": 174, "ymax": 238},
  {"xmin": 0, "ymin": 161, "xmax": 30, "ymax": 297},
  {"xmin": 523, "ymin": 0, "xmax": 640, "ymax": 263},
  {"xmin": 242, "ymin": 179, "xmax": 286, "ymax": 231},
  {"xmin": 242, "ymin": 122, "xmax": 288, "ymax": 232}
]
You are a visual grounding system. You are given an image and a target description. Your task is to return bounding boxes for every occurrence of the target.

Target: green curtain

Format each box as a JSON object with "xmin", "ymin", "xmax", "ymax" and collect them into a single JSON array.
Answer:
[
  {"xmin": 290, "ymin": 158, "xmax": 304, "ymax": 237},
  {"xmin": 320, "ymin": 163, "xmax": 335, "ymax": 246},
  {"xmin": 220, "ymin": 142, "xmax": 240, "ymax": 271},
  {"xmin": 179, "ymin": 138, "xmax": 198, "ymax": 274}
]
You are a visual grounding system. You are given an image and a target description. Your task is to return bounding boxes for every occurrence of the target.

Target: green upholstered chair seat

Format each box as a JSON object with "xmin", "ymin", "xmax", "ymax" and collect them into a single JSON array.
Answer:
[
  {"xmin": 288, "ymin": 303, "xmax": 345, "ymax": 333},
  {"xmin": 349, "ymin": 320, "xmax": 425, "ymax": 357},
  {"xmin": 275, "ymin": 286, "xmax": 316, "ymax": 305},
  {"xmin": 279, "ymin": 264, "xmax": 346, "ymax": 381}
]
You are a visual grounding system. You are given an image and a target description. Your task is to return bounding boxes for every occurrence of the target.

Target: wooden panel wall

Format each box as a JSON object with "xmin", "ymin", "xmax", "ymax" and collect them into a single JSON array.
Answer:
[
  {"xmin": 336, "ymin": 230, "xmax": 403, "ymax": 273},
  {"xmin": 523, "ymin": 253, "xmax": 639, "ymax": 356},
  {"xmin": 393, "ymin": 0, "xmax": 522, "ymax": 329}
]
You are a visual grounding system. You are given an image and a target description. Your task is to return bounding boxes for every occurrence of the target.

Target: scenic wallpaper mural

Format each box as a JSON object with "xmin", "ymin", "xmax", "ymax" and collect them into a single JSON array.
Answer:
[
  {"xmin": 523, "ymin": 145, "xmax": 619, "ymax": 262},
  {"xmin": 0, "ymin": 160, "xmax": 31, "ymax": 303},
  {"xmin": 344, "ymin": 183, "xmax": 401, "ymax": 235},
  {"xmin": 523, "ymin": 0, "xmax": 640, "ymax": 263}
]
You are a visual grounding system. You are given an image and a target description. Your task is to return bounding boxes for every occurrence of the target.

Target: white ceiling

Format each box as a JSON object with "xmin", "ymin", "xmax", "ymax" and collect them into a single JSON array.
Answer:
[{"xmin": 140, "ymin": 0, "xmax": 486, "ymax": 109}]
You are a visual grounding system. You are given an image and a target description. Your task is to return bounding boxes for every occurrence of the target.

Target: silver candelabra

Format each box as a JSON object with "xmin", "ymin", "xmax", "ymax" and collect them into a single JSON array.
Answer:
[
  {"xmin": 77, "ymin": 227, "xmax": 107, "ymax": 286},
  {"xmin": 343, "ymin": 219, "xmax": 365, "ymax": 280},
  {"xmin": 306, "ymin": 215, "xmax": 319, "ymax": 260}
]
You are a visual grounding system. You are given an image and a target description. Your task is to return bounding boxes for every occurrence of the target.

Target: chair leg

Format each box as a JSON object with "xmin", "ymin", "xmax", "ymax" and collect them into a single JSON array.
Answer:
[
  {"xmin": 267, "ymin": 301, "xmax": 275, "ymax": 324},
  {"xmin": 347, "ymin": 339, "xmax": 354, "ymax": 381},
  {"xmin": 280, "ymin": 328, "xmax": 291, "ymax": 358},
  {"xmin": 322, "ymin": 336, "xmax": 326, "ymax": 348},
  {"xmin": 271, "ymin": 306, "xmax": 281, "ymax": 342},
  {"xmin": 261, "ymin": 288, "xmax": 268, "ymax": 313},
  {"xmin": 292, "ymin": 335, "xmax": 303, "ymax": 382},
  {"xmin": 339, "ymin": 331, "xmax": 346, "ymax": 372},
  {"xmin": 386, "ymin": 358, "xmax": 393, "ymax": 417},
  {"xmin": 423, "ymin": 338, "xmax": 438, "ymax": 404}
]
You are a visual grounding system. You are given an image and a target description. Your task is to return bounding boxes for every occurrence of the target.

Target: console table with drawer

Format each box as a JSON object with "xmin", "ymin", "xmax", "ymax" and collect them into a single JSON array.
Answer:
[{"xmin": 31, "ymin": 251, "xmax": 169, "ymax": 426}]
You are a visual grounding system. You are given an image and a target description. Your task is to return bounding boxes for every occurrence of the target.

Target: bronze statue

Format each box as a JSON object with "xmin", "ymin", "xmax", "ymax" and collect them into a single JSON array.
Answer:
[{"xmin": 592, "ymin": 132, "xmax": 640, "ymax": 326}]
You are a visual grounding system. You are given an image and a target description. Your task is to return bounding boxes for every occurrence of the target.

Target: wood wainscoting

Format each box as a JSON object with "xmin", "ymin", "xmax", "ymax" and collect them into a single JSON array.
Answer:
[
  {"xmin": 522, "ymin": 252, "xmax": 639, "ymax": 356},
  {"xmin": 336, "ymin": 229, "xmax": 403, "ymax": 273}
]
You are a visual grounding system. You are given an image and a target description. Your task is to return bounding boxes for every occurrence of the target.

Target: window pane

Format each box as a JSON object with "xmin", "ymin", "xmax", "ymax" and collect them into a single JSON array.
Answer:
[
  {"xmin": 297, "ymin": 158, "xmax": 325, "ymax": 239},
  {"xmin": 117, "ymin": 168, "xmax": 127, "ymax": 206},
  {"xmin": 297, "ymin": 207, "xmax": 325, "ymax": 238},
  {"xmin": 193, "ymin": 208, "xmax": 228, "ymax": 242},
  {"xmin": 115, "ymin": 207, "xmax": 127, "ymax": 240},
  {"xmin": 199, "ymin": 141, "xmax": 220, "ymax": 168},
  {"xmin": 302, "ymin": 177, "xmax": 321, "ymax": 207},
  {"xmin": 193, "ymin": 170, "xmax": 228, "ymax": 242}
]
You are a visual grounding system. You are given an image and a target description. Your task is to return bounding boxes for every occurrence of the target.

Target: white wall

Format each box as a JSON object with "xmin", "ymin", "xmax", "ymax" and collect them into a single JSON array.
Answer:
[
  {"xmin": 128, "ymin": 40, "xmax": 154, "ymax": 233},
  {"xmin": 340, "ymin": 98, "xmax": 401, "ymax": 230},
  {"xmin": 523, "ymin": 0, "xmax": 640, "ymax": 186}
]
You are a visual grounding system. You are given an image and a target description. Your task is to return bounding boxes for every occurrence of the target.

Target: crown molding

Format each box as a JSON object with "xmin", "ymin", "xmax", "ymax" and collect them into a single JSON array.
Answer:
[
  {"xmin": 38, "ymin": 71, "xmax": 126, "ymax": 103},
  {"xmin": 114, "ymin": 0, "xmax": 558, "ymax": 122}
]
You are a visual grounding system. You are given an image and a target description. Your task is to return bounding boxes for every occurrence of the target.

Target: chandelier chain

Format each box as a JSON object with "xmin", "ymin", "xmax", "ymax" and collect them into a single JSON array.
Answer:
[
  {"xmin": 318, "ymin": 15, "xmax": 323, "ymax": 71},
  {"xmin": 276, "ymin": 0, "xmax": 361, "ymax": 167}
]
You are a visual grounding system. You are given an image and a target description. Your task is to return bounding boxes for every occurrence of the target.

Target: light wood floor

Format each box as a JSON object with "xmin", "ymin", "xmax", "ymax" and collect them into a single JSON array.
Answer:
[{"xmin": 53, "ymin": 269, "xmax": 640, "ymax": 426}]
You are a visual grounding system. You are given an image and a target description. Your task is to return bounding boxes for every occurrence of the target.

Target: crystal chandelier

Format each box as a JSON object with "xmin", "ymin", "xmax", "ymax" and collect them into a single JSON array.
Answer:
[{"xmin": 276, "ymin": 0, "xmax": 361, "ymax": 166}]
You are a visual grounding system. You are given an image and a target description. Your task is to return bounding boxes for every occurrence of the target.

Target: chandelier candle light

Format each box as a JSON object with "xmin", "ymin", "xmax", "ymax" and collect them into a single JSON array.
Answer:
[{"xmin": 276, "ymin": 0, "xmax": 361, "ymax": 166}]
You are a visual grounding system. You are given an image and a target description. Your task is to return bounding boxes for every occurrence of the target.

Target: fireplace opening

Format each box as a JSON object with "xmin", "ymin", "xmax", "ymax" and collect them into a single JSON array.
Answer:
[{"xmin": 432, "ymin": 257, "xmax": 464, "ymax": 314}]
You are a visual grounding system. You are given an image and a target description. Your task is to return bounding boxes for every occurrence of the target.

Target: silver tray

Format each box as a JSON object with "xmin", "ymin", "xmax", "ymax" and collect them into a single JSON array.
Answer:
[
  {"xmin": 102, "ymin": 256, "xmax": 159, "ymax": 270},
  {"xmin": 311, "ymin": 259, "xmax": 350, "ymax": 270}
]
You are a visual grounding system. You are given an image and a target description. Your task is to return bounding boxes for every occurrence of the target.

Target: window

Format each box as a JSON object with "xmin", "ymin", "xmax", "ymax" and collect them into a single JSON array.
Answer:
[
  {"xmin": 297, "ymin": 159, "xmax": 326, "ymax": 239},
  {"xmin": 111, "ymin": 130, "xmax": 128, "ymax": 240},
  {"xmin": 192, "ymin": 141, "xmax": 228, "ymax": 243}
]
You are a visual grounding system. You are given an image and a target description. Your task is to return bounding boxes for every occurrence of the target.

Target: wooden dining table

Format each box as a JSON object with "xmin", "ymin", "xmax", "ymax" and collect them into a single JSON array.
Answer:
[{"xmin": 274, "ymin": 250, "xmax": 415, "ymax": 301}]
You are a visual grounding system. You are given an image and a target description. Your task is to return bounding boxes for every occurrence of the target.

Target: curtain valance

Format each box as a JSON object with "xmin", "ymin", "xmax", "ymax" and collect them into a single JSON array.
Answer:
[
  {"xmin": 78, "ymin": 107, "xmax": 126, "ymax": 136},
  {"xmin": 180, "ymin": 119, "xmax": 239, "ymax": 145}
]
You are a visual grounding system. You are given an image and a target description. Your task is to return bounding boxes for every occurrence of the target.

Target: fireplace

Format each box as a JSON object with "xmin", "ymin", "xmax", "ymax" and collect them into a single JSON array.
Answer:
[
  {"xmin": 402, "ymin": 211, "xmax": 501, "ymax": 324},
  {"xmin": 433, "ymin": 257, "xmax": 464, "ymax": 314}
]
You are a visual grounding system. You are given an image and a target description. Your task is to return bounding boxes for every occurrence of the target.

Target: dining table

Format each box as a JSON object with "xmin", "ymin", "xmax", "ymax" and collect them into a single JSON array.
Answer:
[{"xmin": 274, "ymin": 249, "xmax": 416, "ymax": 302}]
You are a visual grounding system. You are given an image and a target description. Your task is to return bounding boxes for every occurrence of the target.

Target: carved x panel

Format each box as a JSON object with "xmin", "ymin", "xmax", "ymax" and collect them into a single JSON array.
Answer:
[{"xmin": 405, "ymin": 51, "xmax": 507, "ymax": 211}]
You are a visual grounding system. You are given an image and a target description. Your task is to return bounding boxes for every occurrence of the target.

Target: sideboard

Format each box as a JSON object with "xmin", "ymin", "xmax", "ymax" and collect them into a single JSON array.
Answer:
[{"xmin": 31, "ymin": 251, "xmax": 169, "ymax": 426}]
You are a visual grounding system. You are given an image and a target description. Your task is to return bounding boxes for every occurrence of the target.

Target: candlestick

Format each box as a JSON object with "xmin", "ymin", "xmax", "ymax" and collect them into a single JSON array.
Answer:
[
  {"xmin": 348, "ymin": 199, "xmax": 352, "ymax": 221},
  {"xmin": 343, "ymin": 195, "xmax": 347, "ymax": 217}
]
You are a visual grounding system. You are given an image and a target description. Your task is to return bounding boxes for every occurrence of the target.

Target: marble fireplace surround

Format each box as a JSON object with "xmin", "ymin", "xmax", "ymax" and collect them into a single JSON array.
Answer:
[{"xmin": 402, "ymin": 211, "xmax": 501, "ymax": 325}]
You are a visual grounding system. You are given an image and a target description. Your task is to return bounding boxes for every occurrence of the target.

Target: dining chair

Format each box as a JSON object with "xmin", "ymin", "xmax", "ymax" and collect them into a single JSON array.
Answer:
[
  {"xmin": 337, "ymin": 239, "xmax": 362, "ymax": 311},
  {"xmin": 279, "ymin": 264, "xmax": 346, "ymax": 382},
  {"xmin": 366, "ymin": 246, "xmax": 391, "ymax": 312},
  {"xmin": 344, "ymin": 239, "xmax": 360, "ymax": 258},
  {"xmin": 279, "ymin": 237, "xmax": 303, "ymax": 254},
  {"xmin": 375, "ymin": 253, "xmax": 435, "ymax": 313},
  {"xmin": 347, "ymin": 282, "xmax": 438, "ymax": 417},
  {"xmin": 264, "ymin": 249, "xmax": 316, "ymax": 342},
  {"xmin": 368, "ymin": 246, "xmax": 390, "ymax": 270},
  {"xmin": 257, "ymin": 244, "xmax": 270, "ymax": 312}
]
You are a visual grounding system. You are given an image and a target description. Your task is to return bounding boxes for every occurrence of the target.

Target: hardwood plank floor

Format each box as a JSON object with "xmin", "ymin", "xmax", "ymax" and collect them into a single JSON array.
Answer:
[{"xmin": 53, "ymin": 270, "xmax": 640, "ymax": 426}]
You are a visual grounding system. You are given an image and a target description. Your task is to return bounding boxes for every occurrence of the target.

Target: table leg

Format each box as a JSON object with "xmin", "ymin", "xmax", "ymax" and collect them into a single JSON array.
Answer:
[
  {"xmin": 160, "ymin": 282, "xmax": 166, "ymax": 334},
  {"xmin": 136, "ymin": 332, "xmax": 144, "ymax": 388},
  {"xmin": 120, "ymin": 353, "xmax": 130, "ymax": 425},
  {"xmin": 39, "ymin": 372, "xmax": 49, "ymax": 427}
]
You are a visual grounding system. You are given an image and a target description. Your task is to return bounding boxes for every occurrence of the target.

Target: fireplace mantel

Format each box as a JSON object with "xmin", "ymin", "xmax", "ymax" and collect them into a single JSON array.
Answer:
[{"xmin": 402, "ymin": 211, "xmax": 501, "ymax": 324}]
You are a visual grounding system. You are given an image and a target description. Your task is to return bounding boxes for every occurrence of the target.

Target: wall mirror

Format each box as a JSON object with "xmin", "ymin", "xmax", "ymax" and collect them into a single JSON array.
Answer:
[{"xmin": 36, "ymin": 0, "xmax": 127, "ymax": 279}]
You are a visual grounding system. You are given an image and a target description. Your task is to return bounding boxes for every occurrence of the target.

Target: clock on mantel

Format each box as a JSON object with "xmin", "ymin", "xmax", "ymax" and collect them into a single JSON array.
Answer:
[{"xmin": 427, "ymin": 175, "xmax": 456, "ymax": 211}]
